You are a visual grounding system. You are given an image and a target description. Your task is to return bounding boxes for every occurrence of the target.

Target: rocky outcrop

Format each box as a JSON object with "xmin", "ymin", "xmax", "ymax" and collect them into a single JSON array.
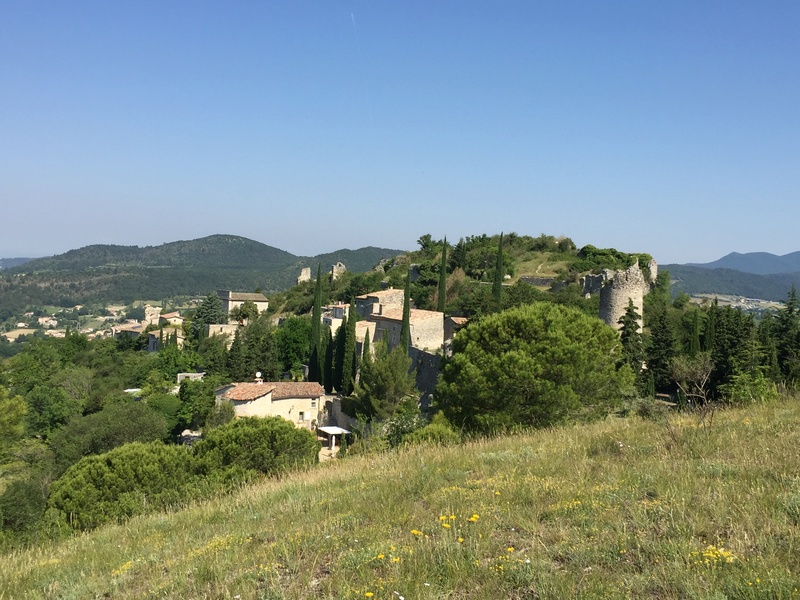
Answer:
[{"xmin": 296, "ymin": 267, "xmax": 311, "ymax": 285}]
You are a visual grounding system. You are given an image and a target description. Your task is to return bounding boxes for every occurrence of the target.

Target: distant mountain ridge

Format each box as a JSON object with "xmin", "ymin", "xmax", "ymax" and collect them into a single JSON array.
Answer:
[
  {"xmin": 0, "ymin": 257, "xmax": 34, "ymax": 270},
  {"xmin": 0, "ymin": 235, "xmax": 403, "ymax": 311},
  {"xmin": 687, "ymin": 251, "xmax": 800, "ymax": 276}
]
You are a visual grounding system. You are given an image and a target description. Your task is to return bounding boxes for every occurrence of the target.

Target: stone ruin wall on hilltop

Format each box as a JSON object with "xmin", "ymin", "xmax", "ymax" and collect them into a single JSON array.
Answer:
[{"xmin": 582, "ymin": 259, "xmax": 657, "ymax": 331}]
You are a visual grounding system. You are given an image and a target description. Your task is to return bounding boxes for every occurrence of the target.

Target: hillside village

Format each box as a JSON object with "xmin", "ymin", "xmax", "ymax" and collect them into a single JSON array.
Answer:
[{"xmin": 2, "ymin": 232, "xmax": 800, "ymax": 593}]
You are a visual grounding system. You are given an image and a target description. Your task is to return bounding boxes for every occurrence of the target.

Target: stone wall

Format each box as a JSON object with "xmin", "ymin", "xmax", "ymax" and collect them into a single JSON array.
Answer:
[
  {"xmin": 297, "ymin": 267, "xmax": 311, "ymax": 285},
  {"xmin": 597, "ymin": 260, "xmax": 657, "ymax": 330},
  {"xmin": 331, "ymin": 262, "xmax": 347, "ymax": 281}
]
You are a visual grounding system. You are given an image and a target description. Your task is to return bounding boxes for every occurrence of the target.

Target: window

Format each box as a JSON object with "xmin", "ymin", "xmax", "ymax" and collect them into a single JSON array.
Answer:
[
  {"xmin": 298, "ymin": 411, "xmax": 305, "ymax": 422},
  {"xmin": 311, "ymin": 399, "xmax": 317, "ymax": 408}
]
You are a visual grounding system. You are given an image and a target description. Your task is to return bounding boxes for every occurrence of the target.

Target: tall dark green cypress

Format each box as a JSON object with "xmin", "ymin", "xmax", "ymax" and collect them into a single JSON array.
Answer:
[
  {"xmin": 309, "ymin": 265, "xmax": 323, "ymax": 382},
  {"xmin": 323, "ymin": 327, "xmax": 334, "ymax": 394},
  {"xmin": 361, "ymin": 328, "xmax": 371, "ymax": 367},
  {"xmin": 334, "ymin": 314, "xmax": 347, "ymax": 392},
  {"xmin": 437, "ymin": 237, "xmax": 448, "ymax": 314},
  {"xmin": 341, "ymin": 299, "xmax": 357, "ymax": 395},
  {"xmin": 400, "ymin": 267, "xmax": 411, "ymax": 354},
  {"xmin": 688, "ymin": 310, "xmax": 701, "ymax": 358},
  {"xmin": 492, "ymin": 232, "xmax": 504, "ymax": 312}
]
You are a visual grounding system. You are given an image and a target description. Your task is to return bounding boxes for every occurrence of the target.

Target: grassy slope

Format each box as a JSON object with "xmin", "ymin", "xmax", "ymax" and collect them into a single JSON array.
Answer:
[{"xmin": 4, "ymin": 400, "xmax": 800, "ymax": 599}]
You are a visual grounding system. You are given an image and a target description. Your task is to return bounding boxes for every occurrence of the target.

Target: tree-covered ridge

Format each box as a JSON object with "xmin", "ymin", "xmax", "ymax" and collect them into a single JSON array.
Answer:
[
  {"xmin": 666, "ymin": 264, "xmax": 800, "ymax": 302},
  {"xmin": 0, "ymin": 236, "xmax": 402, "ymax": 312}
]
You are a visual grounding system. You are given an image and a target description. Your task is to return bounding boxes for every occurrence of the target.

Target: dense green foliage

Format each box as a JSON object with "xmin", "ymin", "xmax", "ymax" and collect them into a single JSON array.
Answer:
[
  {"xmin": 437, "ymin": 303, "xmax": 634, "ymax": 432},
  {"xmin": 48, "ymin": 401, "xmax": 168, "ymax": 475},
  {"xmin": 47, "ymin": 442, "xmax": 197, "ymax": 530},
  {"xmin": 193, "ymin": 417, "xmax": 319, "ymax": 478}
]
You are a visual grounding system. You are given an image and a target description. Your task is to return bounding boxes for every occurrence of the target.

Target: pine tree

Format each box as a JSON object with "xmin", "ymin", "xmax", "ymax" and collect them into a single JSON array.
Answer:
[
  {"xmin": 309, "ymin": 265, "xmax": 323, "ymax": 382},
  {"xmin": 400, "ymin": 268, "xmax": 411, "ymax": 354},
  {"xmin": 437, "ymin": 237, "xmax": 448, "ymax": 314},
  {"xmin": 227, "ymin": 329, "xmax": 247, "ymax": 382},
  {"xmin": 703, "ymin": 300, "xmax": 718, "ymax": 353},
  {"xmin": 492, "ymin": 232, "xmax": 504, "ymax": 312},
  {"xmin": 618, "ymin": 300, "xmax": 645, "ymax": 381},
  {"xmin": 647, "ymin": 306, "xmax": 677, "ymax": 392},
  {"xmin": 688, "ymin": 309, "xmax": 701, "ymax": 358}
]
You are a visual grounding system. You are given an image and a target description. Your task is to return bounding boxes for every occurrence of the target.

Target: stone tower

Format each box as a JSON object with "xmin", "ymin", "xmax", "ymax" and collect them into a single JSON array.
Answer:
[{"xmin": 596, "ymin": 259, "xmax": 657, "ymax": 330}]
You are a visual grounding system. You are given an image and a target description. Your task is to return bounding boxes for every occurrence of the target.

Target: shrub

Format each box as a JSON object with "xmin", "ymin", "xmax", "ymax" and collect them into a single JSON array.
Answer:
[
  {"xmin": 403, "ymin": 412, "xmax": 461, "ymax": 446},
  {"xmin": 192, "ymin": 417, "xmax": 319, "ymax": 478},
  {"xmin": 48, "ymin": 442, "xmax": 196, "ymax": 531}
]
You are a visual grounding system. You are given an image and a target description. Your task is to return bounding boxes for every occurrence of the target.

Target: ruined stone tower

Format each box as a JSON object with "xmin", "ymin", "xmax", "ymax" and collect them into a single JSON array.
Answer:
[{"xmin": 584, "ymin": 259, "xmax": 657, "ymax": 330}]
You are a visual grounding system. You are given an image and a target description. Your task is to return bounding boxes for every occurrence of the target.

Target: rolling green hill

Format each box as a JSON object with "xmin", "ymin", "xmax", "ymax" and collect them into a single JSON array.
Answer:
[{"xmin": 0, "ymin": 236, "xmax": 402, "ymax": 312}]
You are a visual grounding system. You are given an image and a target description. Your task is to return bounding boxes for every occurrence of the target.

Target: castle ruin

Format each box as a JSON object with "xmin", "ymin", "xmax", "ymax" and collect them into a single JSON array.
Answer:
[
  {"xmin": 582, "ymin": 259, "xmax": 657, "ymax": 331},
  {"xmin": 296, "ymin": 267, "xmax": 311, "ymax": 285}
]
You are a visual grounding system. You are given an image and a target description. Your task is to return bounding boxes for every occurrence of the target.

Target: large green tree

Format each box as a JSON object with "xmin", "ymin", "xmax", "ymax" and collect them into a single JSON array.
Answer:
[
  {"xmin": 190, "ymin": 292, "xmax": 227, "ymax": 340},
  {"xmin": 437, "ymin": 303, "xmax": 633, "ymax": 433},
  {"xmin": 353, "ymin": 339, "xmax": 417, "ymax": 420}
]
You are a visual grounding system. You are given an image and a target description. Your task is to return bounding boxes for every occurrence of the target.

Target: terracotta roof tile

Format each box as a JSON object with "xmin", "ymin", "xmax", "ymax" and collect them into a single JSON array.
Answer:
[
  {"xmin": 221, "ymin": 381, "xmax": 325, "ymax": 402},
  {"xmin": 271, "ymin": 381, "xmax": 325, "ymax": 399}
]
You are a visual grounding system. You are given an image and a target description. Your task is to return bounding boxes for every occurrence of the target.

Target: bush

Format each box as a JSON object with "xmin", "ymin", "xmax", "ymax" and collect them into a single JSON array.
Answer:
[
  {"xmin": 403, "ymin": 412, "xmax": 461, "ymax": 446},
  {"xmin": 192, "ymin": 417, "xmax": 319, "ymax": 478},
  {"xmin": 48, "ymin": 442, "xmax": 196, "ymax": 531},
  {"xmin": 437, "ymin": 302, "xmax": 634, "ymax": 433},
  {"xmin": 48, "ymin": 401, "xmax": 168, "ymax": 475}
]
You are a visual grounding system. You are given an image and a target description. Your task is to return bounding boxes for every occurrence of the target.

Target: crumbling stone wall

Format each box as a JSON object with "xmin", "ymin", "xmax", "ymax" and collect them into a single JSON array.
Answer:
[
  {"xmin": 297, "ymin": 267, "xmax": 311, "ymax": 285},
  {"xmin": 597, "ymin": 260, "xmax": 657, "ymax": 330},
  {"xmin": 331, "ymin": 262, "xmax": 347, "ymax": 281}
]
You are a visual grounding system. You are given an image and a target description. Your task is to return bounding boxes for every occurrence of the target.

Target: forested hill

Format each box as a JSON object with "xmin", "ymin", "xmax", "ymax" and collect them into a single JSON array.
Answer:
[
  {"xmin": 665, "ymin": 264, "xmax": 800, "ymax": 302},
  {"xmin": 0, "ymin": 235, "xmax": 402, "ymax": 310},
  {"xmin": 687, "ymin": 251, "xmax": 800, "ymax": 275}
]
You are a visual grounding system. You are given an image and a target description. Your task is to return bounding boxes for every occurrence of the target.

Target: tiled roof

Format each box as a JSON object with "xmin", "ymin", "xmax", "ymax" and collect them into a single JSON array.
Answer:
[
  {"xmin": 221, "ymin": 381, "xmax": 324, "ymax": 402},
  {"xmin": 222, "ymin": 382, "xmax": 276, "ymax": 401},
  {"xmin": 160, "ymin": 311, "xmax": 181, "ymax": 319},
  {"xmin": 271, "ymin": 381, "xmax": 325, "ymax": 399}
]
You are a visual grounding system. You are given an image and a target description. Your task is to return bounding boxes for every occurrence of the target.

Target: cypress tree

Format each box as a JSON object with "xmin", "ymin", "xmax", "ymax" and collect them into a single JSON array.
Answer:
[
  {"xmin": 323, "ymin": 327, "xmax": 334, "ymax": 394},
  {"xmin": 334, "ymin": 314, "xmax": 347, "ymax": 392},
  {"xmin": 341, "ymin": 299, "xmax": 357, "ymax": 395},
  {"xmin": 227, "ymin": 329, "xmax": 246, "ymax": 382},
  {"xmin": 492, "ymin": 232, "xmax": 504, "ymax": 312},
  {"xmin": 400, "ymin": 268, "xmax": 411, "ymax": 354},
  {"xmin": 688, "ymin": 310, "xmax": 701, "ymax": 358},
  {"xmin": 361, "ymin": 328, "xmax": 371, "ymax": 367},
  {"xmin": 309, "ymin": 265, "xmax": 323, "ymax": 382},
  {"xmin": 703, "ymin": 300, "xmax": 718, "ymax": 353},
  {"xmin": 437, "ymin": 237, "xmax": 448, "ymax": 314}
]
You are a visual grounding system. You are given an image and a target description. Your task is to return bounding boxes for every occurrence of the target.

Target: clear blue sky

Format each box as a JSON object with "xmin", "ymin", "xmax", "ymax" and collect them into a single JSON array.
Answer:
[{"xmin": 2, "ymin": 1, "xmax": 798, "ymax": 264}]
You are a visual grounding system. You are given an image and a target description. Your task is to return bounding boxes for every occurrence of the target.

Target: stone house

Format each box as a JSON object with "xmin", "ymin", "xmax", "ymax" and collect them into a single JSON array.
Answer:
[
  {"xmin": 217, "ymin": 291, "xmax": 269, "ymax": 317},
  {"xmin": 355, "ymin": 289, "xmax": 405, "ymax": 318},
  {"xmin": 216, "ymin": 381, "xmax": 325, "ymax": 429},
  {"xmin": 367, "ymin": 307, "xmax": 444, "ymax": 352},
  {"xmin": 321, "ymin": 303, "xmax": 350, "ymax": 337},
  {"xmin": 147, "ymin": 327, "xmax": 186, "ymax": 352},
  {"xmin": 159, "ymin": 311, "xmax": 184, "ymax": 327}
]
